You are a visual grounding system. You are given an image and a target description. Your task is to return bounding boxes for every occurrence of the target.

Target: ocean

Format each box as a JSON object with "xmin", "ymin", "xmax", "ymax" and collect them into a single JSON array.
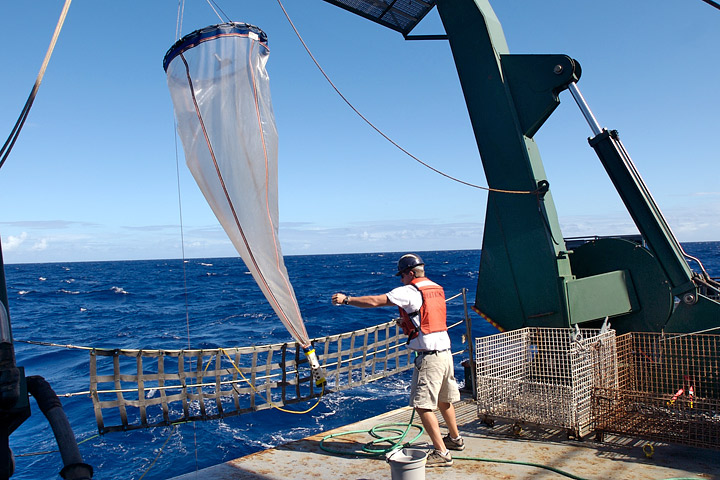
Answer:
[{"xmin": 4, "ymin": 245, "xmax": 719, "ymax": 479}]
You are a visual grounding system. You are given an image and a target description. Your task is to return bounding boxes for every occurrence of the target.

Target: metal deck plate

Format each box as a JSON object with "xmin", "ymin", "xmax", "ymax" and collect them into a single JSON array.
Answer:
[{"xmin": 168, "ymin": 398, "xmax": 720, "ymax": 479}]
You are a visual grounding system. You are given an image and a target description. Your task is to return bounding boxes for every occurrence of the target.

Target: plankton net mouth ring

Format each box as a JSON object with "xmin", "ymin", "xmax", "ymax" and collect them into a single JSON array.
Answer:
[{"xmin": 163, "ymin": 22, "xmax": 268, "ymax": 72}]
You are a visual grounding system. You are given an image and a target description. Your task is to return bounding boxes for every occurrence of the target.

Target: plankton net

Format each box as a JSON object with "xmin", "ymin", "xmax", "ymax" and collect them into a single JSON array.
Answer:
[{"xmin": 163, "ymin": 23, "xmax": 312, "ymax": 351}]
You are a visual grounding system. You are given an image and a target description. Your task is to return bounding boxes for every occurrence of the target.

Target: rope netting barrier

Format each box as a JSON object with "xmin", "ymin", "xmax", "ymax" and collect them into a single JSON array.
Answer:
[{"xmin": 89, "ymin": 319, "xmax": 428, "ymax": 433}]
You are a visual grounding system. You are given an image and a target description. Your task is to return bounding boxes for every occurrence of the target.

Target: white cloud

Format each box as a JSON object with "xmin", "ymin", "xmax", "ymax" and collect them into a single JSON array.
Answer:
[
  {"xmin": 3, "ymin": 232, "xmax": 28, "ymax": 251},
  {"xmin": 279, "ymin": 220, "xmax": 485, "ymax": 255},
  {"xmin": 1, "ymin": 207, "xmax": 717, "ymax": 264},
  {"xmin": 31, "ymin": 239, "xmax": 48, "ymax": 251}
]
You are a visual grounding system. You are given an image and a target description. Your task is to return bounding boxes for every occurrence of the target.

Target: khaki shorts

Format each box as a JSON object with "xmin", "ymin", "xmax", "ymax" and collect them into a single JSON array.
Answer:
[{"xmin": 409, "ymin": 350, "xmax": 460, "ymax": 409}]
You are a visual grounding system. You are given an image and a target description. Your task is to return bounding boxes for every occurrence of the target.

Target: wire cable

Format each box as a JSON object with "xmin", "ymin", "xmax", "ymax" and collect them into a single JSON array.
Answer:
[
  {"xmin": 0, "ymin": 0, "xmax": 72, "ymax": 170},
  {"xmin": 173, "ymin": 1, "xmax": 202, "ymax": 474},
  {"xmin": 699, "ymin": 0, "xmax": 720, "ymax": 11},
  {"xmin": 274, "ymin": 0, "xmax": 535, "ymax": 195},
  {"xmin": 175, "ymin": 0, "xmax": 185, "ymax": 41},
  {"xmin": 207, "ymin": 0, "xmax": 231, "ymax": 22},
  {"xmin": 137, "ymin": 425, "xmax": 178, "ymax": 480}
]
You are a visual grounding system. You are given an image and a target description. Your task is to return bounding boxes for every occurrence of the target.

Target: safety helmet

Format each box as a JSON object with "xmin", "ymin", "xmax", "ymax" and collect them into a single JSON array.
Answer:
[{"xmin": 396, "ymin": 253, "xmax": 424, "ymax": 276}]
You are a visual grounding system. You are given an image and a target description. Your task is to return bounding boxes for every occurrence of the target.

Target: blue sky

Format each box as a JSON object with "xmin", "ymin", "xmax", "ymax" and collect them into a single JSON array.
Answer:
[{"xmin": 0, "ymin": 0, "xmax": 718, "ymax": 264}]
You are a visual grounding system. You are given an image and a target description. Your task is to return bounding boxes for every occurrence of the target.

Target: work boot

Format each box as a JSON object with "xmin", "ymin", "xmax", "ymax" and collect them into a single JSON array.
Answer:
[
  {"xmin": 442, "ymin": 434, "xmax": 465, "ymax": 451},
  {"xmin": 425, "ymin": 449, "xmax": 453, "ymax": 467}
]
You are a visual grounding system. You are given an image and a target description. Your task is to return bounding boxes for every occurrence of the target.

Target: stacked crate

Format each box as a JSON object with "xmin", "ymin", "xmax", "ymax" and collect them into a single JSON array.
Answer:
[
  {"xmin": 593, "ymin": 332, "xmax": 720, "ymax": 449},
  {"xmin": 475, "ymin": 327, "xmax": 617, "ymax": 437}
]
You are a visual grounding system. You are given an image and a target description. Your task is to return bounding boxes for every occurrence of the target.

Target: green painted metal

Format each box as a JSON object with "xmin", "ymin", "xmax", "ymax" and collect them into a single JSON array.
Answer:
[
  {"xmin": 433, "ymin": 0, "xmax": 653, "ymax": 331},
  {"xmin": 416, "ymin": 0, "xmax": 717, "ymax": 333},
  {"xmin": 665, "ymin": 294, "xmax": 720, "ymax": 333},
  {"xmin": 586, "ymin": 128, "xmax": 720, "ymax": 332},
  {"xmin": 565, "ymin": 271, "xmax": 634, "ymax": 326},
  {"xmin": 588, "ymin": 130, "xmax": 696, "ymax": 296},
  {"xmin": 435, "ymin": 0, "xmax": 580, "ymax": 330},
  {"xmin": 569, "ymin": 238, "xmax": 673, "ymax": 333}
]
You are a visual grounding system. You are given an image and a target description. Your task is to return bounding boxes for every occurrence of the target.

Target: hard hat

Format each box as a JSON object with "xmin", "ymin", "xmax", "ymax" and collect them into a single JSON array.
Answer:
[{"xmin": 396, "ymin": 253, "xmax": 424, "ymax": 276}]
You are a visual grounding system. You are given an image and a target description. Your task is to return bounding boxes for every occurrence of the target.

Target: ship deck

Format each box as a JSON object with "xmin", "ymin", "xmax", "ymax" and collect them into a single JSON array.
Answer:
[{"xmin": 169, "ymin": 398, "xmax": 719, "ymax": 479}]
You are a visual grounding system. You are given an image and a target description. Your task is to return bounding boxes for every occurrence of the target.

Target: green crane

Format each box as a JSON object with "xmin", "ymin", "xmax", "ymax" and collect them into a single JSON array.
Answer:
[{"xmin": 322, "ymin": 0, "xmax": 720, "ymax": 334}]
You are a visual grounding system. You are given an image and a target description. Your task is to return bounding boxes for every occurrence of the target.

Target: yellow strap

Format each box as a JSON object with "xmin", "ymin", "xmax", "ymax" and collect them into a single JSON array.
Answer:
[{"xmin": 219, "ymin": 348, "xmax": 323, "ymax": 414}]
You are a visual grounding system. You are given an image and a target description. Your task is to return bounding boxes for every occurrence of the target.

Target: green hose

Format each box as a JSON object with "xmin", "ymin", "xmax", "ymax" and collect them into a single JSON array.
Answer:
[
  {"xmin": 319, "ymin": 410, "xmax": 424, "ymax": 456},
  {"xmin": 451, "ymin": 455, "xmax": 591, "ymax": 480},
  {"xmin": 319, "ymin": 413, "xmax": 705, "ymax": 480}
]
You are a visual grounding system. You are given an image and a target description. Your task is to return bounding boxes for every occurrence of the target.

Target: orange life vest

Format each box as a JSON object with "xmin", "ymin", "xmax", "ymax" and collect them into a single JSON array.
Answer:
[{"xmin": 398, "ymin": 277, "xmax": 447, "ymax": 341}]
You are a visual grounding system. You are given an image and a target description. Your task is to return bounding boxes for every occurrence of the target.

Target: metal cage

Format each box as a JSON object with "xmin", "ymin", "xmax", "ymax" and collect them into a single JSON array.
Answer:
[
  {"xmin": 593, "ymin": 332, "xmax": 720, "ymax": 449},
  {"xmin": 475, "ymin": 327, "xmax": 617, "ymax": 437}
]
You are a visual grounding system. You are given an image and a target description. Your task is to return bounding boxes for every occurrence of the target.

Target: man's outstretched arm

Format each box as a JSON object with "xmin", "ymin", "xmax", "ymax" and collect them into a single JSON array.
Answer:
[{"xmin": 332, "ymin": 293, "xmax": 393, "ymax": 308}]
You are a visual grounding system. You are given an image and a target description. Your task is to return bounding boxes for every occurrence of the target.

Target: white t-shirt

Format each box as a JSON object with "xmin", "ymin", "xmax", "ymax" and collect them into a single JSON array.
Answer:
[{"xmin": 386, "ymin": 281, "xmax": 451, "ymax": 352}]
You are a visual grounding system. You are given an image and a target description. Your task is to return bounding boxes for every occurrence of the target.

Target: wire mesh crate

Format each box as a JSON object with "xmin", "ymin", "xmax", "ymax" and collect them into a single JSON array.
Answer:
[
  {"xmin": 593, "ymin": 332, "xmax": 720, "ymax": 449},
  {"xmin": 475, "ymin": 327, "xmax": 617, "ymax": 437}
]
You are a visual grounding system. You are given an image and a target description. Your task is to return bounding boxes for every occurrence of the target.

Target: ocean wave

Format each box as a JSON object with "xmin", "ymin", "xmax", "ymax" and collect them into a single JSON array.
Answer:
[
  {"xmin": 159, "ymin": 332, "xmax": 183, "ymax": 341},
  {"xmin": 58, "ymin": 289, "xmax": 80, "ymax": 295},
  {"xmin": 6, "ymin": 247, "xmax": 717, "ymax": 480}
]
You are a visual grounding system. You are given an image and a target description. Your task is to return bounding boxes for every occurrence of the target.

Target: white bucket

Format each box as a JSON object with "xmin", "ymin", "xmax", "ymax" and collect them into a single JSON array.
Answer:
[{"xmin": 386, "ymin": 448, "xmax": 428, "ymax": 480}]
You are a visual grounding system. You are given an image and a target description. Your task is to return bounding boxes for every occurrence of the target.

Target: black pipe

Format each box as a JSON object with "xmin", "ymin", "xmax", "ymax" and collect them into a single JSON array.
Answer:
[
  {"xmin": 26, "ymin": 376, "xmax": 92, "ymax": 480},
  {"xmin": 0, "ymin": 236, "xmax": 30, "ymax": 480},
  {"xmin": 0, "ymin": 239, "xmax": 19, "ymax": 412}
]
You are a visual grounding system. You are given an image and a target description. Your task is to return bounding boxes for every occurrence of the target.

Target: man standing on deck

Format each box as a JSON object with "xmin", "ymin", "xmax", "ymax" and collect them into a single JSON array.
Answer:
[{"xmin": 331, "ymin": 253, "xmax": 464, "ymax": 468}]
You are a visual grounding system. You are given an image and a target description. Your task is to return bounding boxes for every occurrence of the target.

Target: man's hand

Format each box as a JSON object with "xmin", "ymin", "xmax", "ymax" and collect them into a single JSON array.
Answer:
[{"xmin": 331, "ymin": 293, "xmax": 348, "ymax": 305}]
